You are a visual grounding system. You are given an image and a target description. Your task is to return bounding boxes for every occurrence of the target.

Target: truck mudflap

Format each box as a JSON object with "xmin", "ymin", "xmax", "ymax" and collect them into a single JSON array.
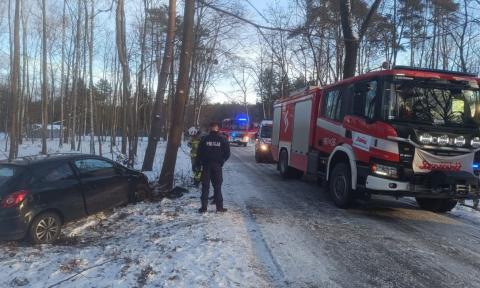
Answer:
[{"xmin": 365, "ymin": 170, "xmax": 480, "ymax": 199}]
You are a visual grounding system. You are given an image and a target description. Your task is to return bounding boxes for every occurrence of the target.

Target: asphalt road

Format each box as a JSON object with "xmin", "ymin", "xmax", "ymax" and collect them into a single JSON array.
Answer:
[{"xmin": 222, "ymin": 145, "xmax": 480, "ymax": 288}]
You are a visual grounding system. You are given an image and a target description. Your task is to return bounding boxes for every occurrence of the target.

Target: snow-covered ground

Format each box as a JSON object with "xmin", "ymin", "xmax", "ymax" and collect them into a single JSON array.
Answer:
[
  {"xmin": 0, "ymin": 138, "xmax": 268, "ymax": 287},
  {"xmin": 0, "ymin": 196, "xmax": 268, "ymax": 288},
  {"xmin": 2, "ymin": 137, "xmax": 480, "ymax": 287}
]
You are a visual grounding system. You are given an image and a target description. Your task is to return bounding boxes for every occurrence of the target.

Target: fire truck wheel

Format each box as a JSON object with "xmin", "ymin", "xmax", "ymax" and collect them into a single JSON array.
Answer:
[
  {"xmin": 279, "ymin": 150, "xmax": 297, "ymax": 179},
  {"xmin": 415, "ymin": 198, "xmax": 457, "ymax": 213},
  {"xmin": 329, "ymin": 163, "xmax": 353, "ymax": 208},
  {"xmin": 255, "ymin": 152, "xmax": 262, "ymax": 163}
]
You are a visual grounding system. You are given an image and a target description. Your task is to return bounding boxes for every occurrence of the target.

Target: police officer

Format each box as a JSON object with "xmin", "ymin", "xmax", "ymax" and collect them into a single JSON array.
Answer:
[{"xmin": 196, "ymin": 122, "xmax": 230, "ymax": 213}]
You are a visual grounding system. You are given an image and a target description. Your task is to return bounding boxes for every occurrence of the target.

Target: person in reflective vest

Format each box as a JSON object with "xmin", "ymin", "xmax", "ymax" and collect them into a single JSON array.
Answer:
[{"xmin": 188, "ymin": 128, "xmax": 202, "ymax": 186}]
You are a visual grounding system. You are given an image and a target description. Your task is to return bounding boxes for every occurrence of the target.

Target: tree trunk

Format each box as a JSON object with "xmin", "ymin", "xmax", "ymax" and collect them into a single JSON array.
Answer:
[
  {"xmin": 71, "ymin": 0, "xmax": 82, "ymax": 151},
  {"xmin": 41, "ymin": 0, "xmax": 48, "ymax": 155},
  {"xmin": 59, "ymin": 0, "xmax": 66, "ymax": 148},
  {"xmin": 142, "ymin": 0, "xmax": 177, "ymax": 171},
  {"xmin": 89, "ymin": 0, "xmax": 95, "ymax": 154},
  {"xmin": 340, "ymin": 0, "xmax": 381, "ymax": 79},
  {"xmin": 116, "ymin": 0, "xmax": 131, "ymax": 157},
  {"xmin": 157, "ymin": 0, "xmax": 195, "ymax": 192},
  {"xmin": 8, "ymin": 0, "xmax": 21, "ymax": 160}
]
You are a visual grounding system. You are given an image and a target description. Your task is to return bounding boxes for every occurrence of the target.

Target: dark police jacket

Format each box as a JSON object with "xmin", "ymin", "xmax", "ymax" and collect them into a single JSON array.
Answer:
[{"xmin": 196, "ymin": 131, "xmax": 230, "ymax": 166}]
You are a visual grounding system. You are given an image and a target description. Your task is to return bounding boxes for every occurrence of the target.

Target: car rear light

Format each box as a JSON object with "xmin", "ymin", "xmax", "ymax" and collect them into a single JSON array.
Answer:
[{"xmin": 1, "ymin": 190, "xmax": 29, "ymax": 208}]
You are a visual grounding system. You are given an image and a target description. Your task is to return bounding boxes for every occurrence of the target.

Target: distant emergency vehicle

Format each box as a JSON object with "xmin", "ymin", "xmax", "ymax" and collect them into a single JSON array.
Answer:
[
  {"xmin": 271, "ymin": 66, "xmax": 480, "ymax": 212},
  {"xmin": 255, "ymin": 120, "xmax": 273, "ymax": 162},
  {"xmin": 220, "ymin": 117, "xmax": 257, "ymax": 146}
]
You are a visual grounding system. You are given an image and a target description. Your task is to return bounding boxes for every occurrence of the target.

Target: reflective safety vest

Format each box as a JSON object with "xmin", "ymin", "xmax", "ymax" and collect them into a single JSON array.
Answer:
[{"xmin": 189, "ymin": 138, "xmax": 200, "ymax": 158}]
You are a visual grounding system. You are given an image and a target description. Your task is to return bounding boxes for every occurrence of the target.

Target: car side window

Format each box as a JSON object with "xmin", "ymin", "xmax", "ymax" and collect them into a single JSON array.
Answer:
[
  {"xmin": 74, "ymin": 159, "xmax": 115, "ymax": 178},
  {"xmin": 323, "ymin": 89, "xmax": 343, "ymax": 121},
  {"xmin": 42, "ymin": 164, "xmax": 76, "ymax": 182}
]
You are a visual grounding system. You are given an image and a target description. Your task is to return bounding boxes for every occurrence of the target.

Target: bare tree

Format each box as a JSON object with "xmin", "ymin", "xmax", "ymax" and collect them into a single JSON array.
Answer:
[
  {"xmin": 8, "ymin": 0, "xmax": 21, "ymax": 160},
  {"xmin": 142, "ymin": 0, "xmax": 177, "ymax": 171},
  {"xmin": 41, "ymin": 0, "xmax": 48, "ymax": 154},
  {"xmin": 157, "ymin": 0, "xmax": 195, "ymax": 192},
  {"xmin": 232, "ymin": 65, "xmax": 252, "ymax": 126},
  {"xmin": 116, "ymin": 0, "xmax": 131, "ymax": 158},
  {"xmin": 339, "ymin": 0, "xmax": 382, "ymax": 79},
  {"xmin": 59, "ymin": 0, "xmax": 66, "ymax": 148},
  {"xmin": 88, "ymin": 0, "xmax": 95, "ymax": 154},
  {"xmin": 71, "ymin": 0, "xmax": 82, "ymax": 151}
]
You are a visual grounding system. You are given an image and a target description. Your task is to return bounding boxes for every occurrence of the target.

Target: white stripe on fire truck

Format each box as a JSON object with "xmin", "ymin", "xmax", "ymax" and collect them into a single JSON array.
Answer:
[
  {"xmin": 373, "ymin": 138, "xmax": 399, "ymax": 154},
  {"xmin": 316, "ymin": 117, "xmax": 399, "ymax": 155},
  {"xmin": 316, "ymin": 118, "xmax": 346, "ymax": 137}
]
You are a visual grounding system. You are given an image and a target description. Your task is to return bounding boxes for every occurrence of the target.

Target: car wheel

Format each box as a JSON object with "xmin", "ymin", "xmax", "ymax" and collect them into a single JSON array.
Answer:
[
  {"xmin": 416, "ymin": 198, "xmax": 457, "ymax": 213},
  {"xmin": 329, "ymin": 163, "xmax": 353, "ymax": 208},
  {"xmin": 28, "ymin": 212, "xmax": 62, "ymax": 244}
]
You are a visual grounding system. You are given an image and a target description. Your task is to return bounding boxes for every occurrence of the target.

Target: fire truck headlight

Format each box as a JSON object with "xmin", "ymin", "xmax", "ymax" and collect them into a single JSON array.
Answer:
[
  {"xmin": 244, "ymin": 136, "xmax": 250, "ymax": 142},
  {"xmin": 454, "ymin": 136, "xmax": 466, "ymax": 147},
  {"xmin": 260, "ymin": 144, "xmax": 269, "ymax": 151},
  {"xmin": 437, "ymin": 134, "xmax": 450, "ymax": 146},
  {"xmin": 419, "ymin": 133, "xmax": 433, "ymax": 145},
  {"xmin": 471, "ymin": 137, "xmax": 480, "ymax": 148},
  {"xmin": 371, "ymin": 163, "xmax": 398, "ymax": 179}
]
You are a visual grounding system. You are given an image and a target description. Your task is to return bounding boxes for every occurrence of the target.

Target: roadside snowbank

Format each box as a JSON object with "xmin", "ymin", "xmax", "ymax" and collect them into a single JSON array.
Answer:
[
  {"xmin": 451, "ymin": 200, "xmax": 480, "ymax": 225},
  {"xmin": 0, "ymin": 195, "xmax": 269, "ymax": 288},
  {"xmin": 0, "ymin": 138, "xmax": 269, "ymax": 287}
]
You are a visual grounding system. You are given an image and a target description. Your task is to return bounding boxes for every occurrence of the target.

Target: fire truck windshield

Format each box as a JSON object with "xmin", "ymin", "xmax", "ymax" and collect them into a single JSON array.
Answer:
[
  {"xmin": 384, "ymin": 78, "xmax": 480, "ymax": 127},
  {"xmin": 222, "ymin": 119, "xmax": 249, "ymax": 130},
  {"xmin": 260, "ymin": 125, "xmax": 272, "ymax": 138}
]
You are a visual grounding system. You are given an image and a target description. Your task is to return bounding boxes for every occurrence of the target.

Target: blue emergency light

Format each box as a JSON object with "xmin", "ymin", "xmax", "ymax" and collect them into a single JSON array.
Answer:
[
  {"xmin": 473, "ymin": 163, "xmax": 480, "ymax": 170},
  {"xmin": 237, "ymin": 117, "xmax": 248, "ymax": 121}
]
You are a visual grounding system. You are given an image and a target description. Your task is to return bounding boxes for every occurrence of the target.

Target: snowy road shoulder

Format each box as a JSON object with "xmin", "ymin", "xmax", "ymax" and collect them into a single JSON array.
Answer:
[{"xmin": 0, "ymin": 193, "xmax": 270, "ymax": 288}]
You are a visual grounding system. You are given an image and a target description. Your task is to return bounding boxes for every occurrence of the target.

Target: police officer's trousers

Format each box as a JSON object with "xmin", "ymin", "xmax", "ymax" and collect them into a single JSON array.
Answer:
[{"xmin": 201, "ymin": 162, "xmax": 223, "ymax": 210}]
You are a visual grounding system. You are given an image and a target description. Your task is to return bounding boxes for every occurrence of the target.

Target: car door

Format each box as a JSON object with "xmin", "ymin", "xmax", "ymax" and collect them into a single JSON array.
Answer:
[
  {"xmin": 74, "ymin": 158, "xmax": 130, "ymax": 214},
  {"xmin": 30, "ymin": 162, "xmax": 86, "ymax": 222}
]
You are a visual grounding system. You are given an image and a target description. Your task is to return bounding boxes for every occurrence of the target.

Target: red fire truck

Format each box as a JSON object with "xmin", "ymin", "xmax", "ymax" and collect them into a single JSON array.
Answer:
[
  {"xmin": 272, "ymin": 66, "xmax": 480, "ymax": 212},
  {"xmin": 219, "ymin": 117, "xmax": 257, "ymax": 146}
]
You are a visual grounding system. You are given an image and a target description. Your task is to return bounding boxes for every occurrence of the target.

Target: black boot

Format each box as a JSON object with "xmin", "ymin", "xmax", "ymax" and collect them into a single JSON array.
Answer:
[
  {"xmin": 216, "ymin": 208, "xmax": 227, "ymax": 213},
  {"xmin": 198, "ymin": 208, "xmax": 207, "ymax": 213}
]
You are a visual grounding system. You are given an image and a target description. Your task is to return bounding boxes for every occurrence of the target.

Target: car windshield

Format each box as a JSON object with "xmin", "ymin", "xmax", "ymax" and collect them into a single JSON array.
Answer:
[
  {"xmin": 260, "ymin": 125, "xmax": 272, "ymax": 138},
  {"xmin": 383, "ymin": 78, "xmax": 480, "ymax": 127},
  {"xmin": 0, "ymin": 165, "xmax": 21, "ymax": 186}
]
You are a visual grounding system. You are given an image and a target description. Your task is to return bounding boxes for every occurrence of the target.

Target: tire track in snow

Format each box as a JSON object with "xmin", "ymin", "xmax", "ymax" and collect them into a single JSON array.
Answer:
[{"xmin": 224, "ymin": 147, "xmax": 288, "ymax": 287}]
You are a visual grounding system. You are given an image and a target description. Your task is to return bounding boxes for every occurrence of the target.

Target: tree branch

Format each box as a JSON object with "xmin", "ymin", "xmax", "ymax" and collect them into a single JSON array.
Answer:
[
  {"xmin": 358, "ymin": 0, "xmax": 382, "ymax": 42},
  {"xmin": 47, "ymin": 259, "xmax": 117, "ymax": 288},
  {"xmin": 197, "ymin": 0, "xmax": 294, "ymax": 33}
]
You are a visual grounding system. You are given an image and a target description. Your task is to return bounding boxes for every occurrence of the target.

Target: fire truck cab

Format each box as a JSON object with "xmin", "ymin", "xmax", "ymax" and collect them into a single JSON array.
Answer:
[
  {"xmin": 272, "ymin": 66, "xmax": 480, "ymax": 212},
  {"xmin": 220, "ymin": 117, "xmax": 257, "ymax": 147}
]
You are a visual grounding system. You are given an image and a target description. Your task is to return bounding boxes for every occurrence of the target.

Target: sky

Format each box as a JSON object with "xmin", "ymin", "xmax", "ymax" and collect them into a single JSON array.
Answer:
[
  {"xmin": 207, "ymin": 0, "xmax": 291, "ymax": 104},
  {"xmin": 0, "ymin": 0, "xmax": 291, "ymax": 104}
]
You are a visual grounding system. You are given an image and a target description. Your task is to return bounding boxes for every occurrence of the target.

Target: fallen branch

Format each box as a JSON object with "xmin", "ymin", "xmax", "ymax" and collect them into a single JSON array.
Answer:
[
  {"xmin": 460, "ymin": 202, "xmax": 479, "ymax": 211},
  {"xmin": 47, "ymin": 259, "xmax": 117, "ymax": 288}
]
